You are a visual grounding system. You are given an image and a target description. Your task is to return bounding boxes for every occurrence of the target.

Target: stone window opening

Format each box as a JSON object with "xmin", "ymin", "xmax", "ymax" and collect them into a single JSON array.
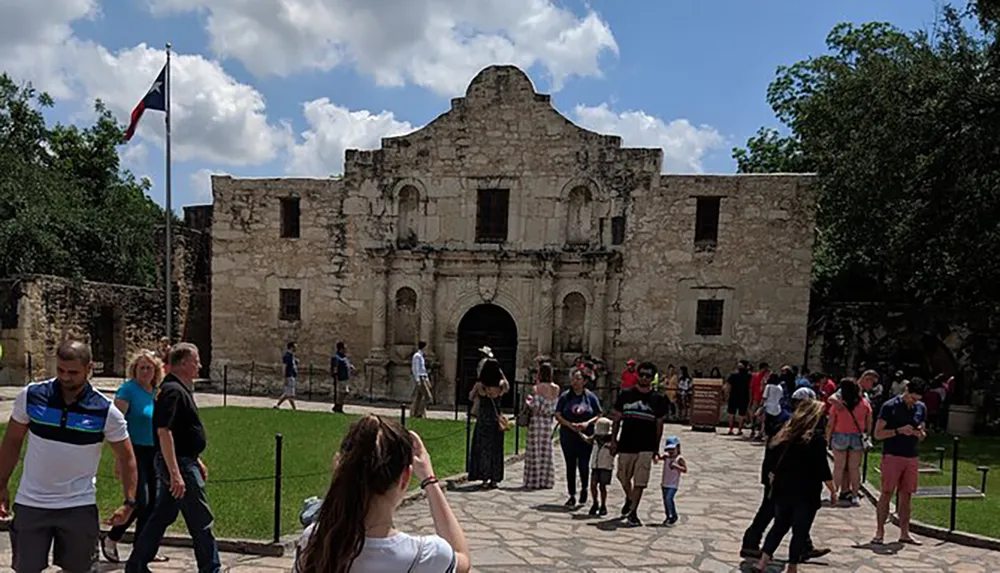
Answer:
[
  {"xmin": 280, "ymin": 197, "xmax": 300, "ymax": 239},
  {"xmin": 560, "ymin": 292, "xmax": 587, "ymax": 353},
  {"xmin": 611, "ymin": 216, "xmax": 626, "ymax": 246},
  {"xmin": 393, "ymin": 287, "xmax": 419, "ymax": 345},
  {"xmin": 396, "ymin": 185, "xmax": 420, "ymax": 249},
  {"xmin": 566, "ymin": 186, "xmax": 593, "ymax": 244},
  {"xmin": 694, "ymin": 197, "xmax": 721, "ymax": 250},
  {"xmin": 695, "ymin": 299, "xmax": 724, "ymax": 336},
  {"xmin": 476, "ymin": 189, "xmax": 509, "ymax": 243},
  {"xmin": 279, "ymin": 288, "xmax": 301, "ymax": 321}
]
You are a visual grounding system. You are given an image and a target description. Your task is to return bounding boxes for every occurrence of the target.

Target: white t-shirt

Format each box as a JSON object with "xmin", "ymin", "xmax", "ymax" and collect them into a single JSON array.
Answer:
[
  {"xmin": 762, "ymin": 384, "xmax": 784, "ymax": 416},
  {"xmin": 12, "ymin": 382, "xmax": 129, "ymax": 509},
  {"xmin": 590, "ymin": 440, "xmax": 615, "ymax": 471},
  {"xmin": 295, "ymin": 524, "xmax": 456, "ymax": 572}
]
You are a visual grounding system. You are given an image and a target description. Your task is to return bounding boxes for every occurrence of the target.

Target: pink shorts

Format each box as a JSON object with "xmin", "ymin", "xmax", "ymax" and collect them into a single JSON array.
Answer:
[{"xmin": 880, "ymin": 455, "xmax": 919, "ymax": 494}]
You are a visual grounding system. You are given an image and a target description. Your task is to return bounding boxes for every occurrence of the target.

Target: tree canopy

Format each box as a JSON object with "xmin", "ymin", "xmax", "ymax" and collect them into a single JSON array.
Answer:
[
  {"xmin": 0, "ymin": 74, "xmax": 164, "ymax": 287},
  {"xmin": 734, "ymin": 3, "xmax": 1000, "ymax": 309}
]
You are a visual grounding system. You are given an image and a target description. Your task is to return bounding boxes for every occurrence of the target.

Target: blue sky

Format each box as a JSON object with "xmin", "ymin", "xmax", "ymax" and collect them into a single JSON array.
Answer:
[{"xmin": 1, "ymin": 1, "xmax": 945, "ymax": 213}]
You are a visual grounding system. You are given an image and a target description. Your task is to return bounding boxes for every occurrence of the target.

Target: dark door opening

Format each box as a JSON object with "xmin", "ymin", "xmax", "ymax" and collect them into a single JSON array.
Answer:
[
  {"xmin": 90, "ymin": 307, "xmax": 119, "ymax": 376},
  {"xmin": 456, "ymin": 304, "xmax": 518, "ymax": 409}
]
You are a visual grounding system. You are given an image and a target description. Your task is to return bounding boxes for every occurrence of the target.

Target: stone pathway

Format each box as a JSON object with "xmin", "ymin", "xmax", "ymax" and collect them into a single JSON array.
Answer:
[{"xmin": 0, "ymin": 384, "xmax": 996, "ymax": 571}]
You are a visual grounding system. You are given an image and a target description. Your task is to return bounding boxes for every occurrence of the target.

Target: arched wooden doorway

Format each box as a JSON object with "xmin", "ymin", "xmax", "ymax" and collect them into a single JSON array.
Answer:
[{"xmin": 456, "ymin": 304, "xmax": 517, "ymax": 408}]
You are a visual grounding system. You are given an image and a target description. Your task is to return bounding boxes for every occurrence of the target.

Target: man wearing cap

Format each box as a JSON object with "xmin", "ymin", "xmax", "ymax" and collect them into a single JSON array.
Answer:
[
  {"xmin": 611, "ymin": 361, "xmax": 668, "ymax": 526},
  {"xmin": 621, "ymin": 360, "xmax": 639, "ymax": 391}
]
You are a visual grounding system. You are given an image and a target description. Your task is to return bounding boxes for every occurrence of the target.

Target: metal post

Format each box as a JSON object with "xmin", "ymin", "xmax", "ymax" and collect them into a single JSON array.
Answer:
[
  {"xmin": 950, "ymin": 436, "xmax": 959, "ymax": 532},
  {"xmin": 249, "ymin": 360, "xmax": 255, "ymax": 396},
  {"xmin": 514, "ymin": 380, "xmax": 520, "ymax": 456},
  {"xmin": 465, "ymin": 400, "xmax": 472, "ymax": 470},
  {"xmin": 936, "ymin": 446, "xmax": 946, "ymax": 470},
  {"xmin": 401, "ymin": 404, "xmax": 407, "ymax": 428},
  {"xmin": 273, "ymin": 433, "xmax": 283, "ymax": 544},
  {"xmin": 862, "ymin": 448, "xmax": 869, "ymax": 484},
  {"xmin": 26, "ymin": 352, "xmax": 33, "ymax": 382},
  {"xmin": 164, "ymin": 42, "xmax": 173, "ymax": 343},
  {"xmin": 454, "ymin": 382, "xmax": 460, "ymax": 421},
  {"xmin": 308, "ymin": 363, "xmax": 313, "ymax": 402},
  {"xmin": 978, "ymin": 467, "xmax": 989, "ymax": 494},
  {"xmin": 223, "ymin": 365, "xmax": 228, "ymax": 407}
]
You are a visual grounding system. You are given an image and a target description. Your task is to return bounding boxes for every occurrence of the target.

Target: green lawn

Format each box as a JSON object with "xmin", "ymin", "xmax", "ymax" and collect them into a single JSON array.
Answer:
[
  {"xmin": 865, "ymin": 433, "xmax": 1000, "ymax": 539},
  {"xmin": 3, "ymin": 407, "xmax": 526, "ymax": 540}
]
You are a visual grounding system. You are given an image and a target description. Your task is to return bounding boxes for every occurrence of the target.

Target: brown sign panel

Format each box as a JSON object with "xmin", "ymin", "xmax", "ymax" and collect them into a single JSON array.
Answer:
[{"xmin": 690, "ymin": 378, "xmax": 724, "ymax": 431}]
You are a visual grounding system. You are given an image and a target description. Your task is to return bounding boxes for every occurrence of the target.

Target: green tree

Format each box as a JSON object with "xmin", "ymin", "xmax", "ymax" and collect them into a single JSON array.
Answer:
[
  {"xmin": 0, "ymin": 74, "xmax": 164, "ymax": 286},
  {"xmin": 733, "ymin": 6, "xmax": 1000, "ymax": 308}
]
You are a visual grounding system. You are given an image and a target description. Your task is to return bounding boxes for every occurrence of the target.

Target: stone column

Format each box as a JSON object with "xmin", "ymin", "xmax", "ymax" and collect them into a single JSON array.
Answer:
[
  {"xmin": 420, "ymin": 259, "xmax": 437, "ymax": 358},
  {"xmin": 537, "ymin": 261, "xmax": 555, "ymax": 356},
  {"xmin": 369, "ymin": 259, "xmax": 389, "ymax": 360},
  {"xmin": 589, "ymin": 262, "xmax": 608, "ymax": 360}
]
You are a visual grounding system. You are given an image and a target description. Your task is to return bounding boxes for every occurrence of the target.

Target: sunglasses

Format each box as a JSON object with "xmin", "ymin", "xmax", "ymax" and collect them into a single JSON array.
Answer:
[{"xmin": 638, "ymin": 372, "xmax": 654, "ymax": 379}]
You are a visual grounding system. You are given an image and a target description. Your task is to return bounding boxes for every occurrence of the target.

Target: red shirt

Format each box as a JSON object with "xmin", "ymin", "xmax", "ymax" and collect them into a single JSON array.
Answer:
[
  {"xmin": 750, "ymin": 370, "xmax": 769, "ymax": 403},
  {"xmin": 821, "ymin": 379, "xmax": 837, "ymax": 399},
  {"xmin": 621, "ymin": 369, "xmax": 638, "ymax": 390}
]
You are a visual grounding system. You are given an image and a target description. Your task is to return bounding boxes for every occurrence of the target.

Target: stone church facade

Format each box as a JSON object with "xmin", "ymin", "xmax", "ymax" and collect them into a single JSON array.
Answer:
[{"xmin": 210, "ymin": 65, "xmax": 816, "ymax": 406}]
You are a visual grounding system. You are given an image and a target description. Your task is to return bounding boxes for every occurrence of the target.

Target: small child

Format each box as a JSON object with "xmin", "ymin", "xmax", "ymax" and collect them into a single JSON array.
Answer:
[
  {"xmin": 657, "ymin": 436, "xmax": 687, "ymax": 526},
  {"xmin": 586, "ymin": 417, "xmax": 615, "ymax": 516}
]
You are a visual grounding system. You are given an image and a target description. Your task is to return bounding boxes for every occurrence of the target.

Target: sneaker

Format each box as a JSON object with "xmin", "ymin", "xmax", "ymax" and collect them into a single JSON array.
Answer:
[
  {"xmin": 588, "ymin": 503, "xmax": 600, "ymax": 516},
  {"xmin": 851, "ymin": 495, "xmax": 862, "ymax": 507},
  {"xmin": 626, "ymin": 512, "xmax": 642, "ymax": 526},
  {"xmin": 838, "ymin": 491, "xmax": 851, "ymax": 501},
  {"xmin": 662, "ymin": 518, "xmax": 672, "ymax": 526},
  {"xmin": 668, "ymin": 516, "xmax": 678, "ymax": 525},
  {"xmin": 803, "ymin": 547, "xmax": 831, "ymax": 561},
  {"xmin": 564, "ymin": 496, "xmax": 576, "ymax": 507},
  {"xmin": 579, "ymin": 490, "xmax": 588, "ymax": 506},
  {"xmin": 621, "ymin": 500, "xmax": 632, "ymax": 516},
  {"xmin": 598, "ymin": 505, "xmax": 608, "ymax": 516}
]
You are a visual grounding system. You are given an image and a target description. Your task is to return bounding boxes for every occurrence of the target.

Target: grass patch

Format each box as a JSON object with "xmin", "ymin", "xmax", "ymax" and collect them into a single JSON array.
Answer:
[
  {"xmin": 865, "ymin": 433, "xmax": 1000, "ymax": 539},
  {"xmin": 3, "ymin": 407, "xmax": 526, "ymax": 540}
]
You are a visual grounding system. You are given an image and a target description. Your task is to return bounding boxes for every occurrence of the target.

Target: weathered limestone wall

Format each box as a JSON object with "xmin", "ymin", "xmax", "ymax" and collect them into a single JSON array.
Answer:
[
  {"xmin": 0, "ymin": 276, "xmax": 167, "ymax": 384},
  {"xmin": 612, "ymin": 174, "xmax": 816, "ymax": 375},
  {"xmin": 209, "ymin": 65, "xmax": 817, "ymax": 404}
]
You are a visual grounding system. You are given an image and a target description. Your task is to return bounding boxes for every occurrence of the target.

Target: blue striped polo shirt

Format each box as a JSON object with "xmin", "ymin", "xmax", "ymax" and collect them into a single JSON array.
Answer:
[{"xmin": 11, "ymin": 379, "xmax": 128, "ymax": 509}]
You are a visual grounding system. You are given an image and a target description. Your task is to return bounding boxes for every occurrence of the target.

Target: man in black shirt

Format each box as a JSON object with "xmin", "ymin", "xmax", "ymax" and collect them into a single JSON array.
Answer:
[
  {"xmin": 611, "ymin": 362, "xmax": 668, "ymax": 526},
  {"xmin": 126, "ymin": 343, "xmax": 220, "ymax": 573},
  {"xmin": 726, "ymin": 362, "xmax": 752, "ymax": 435}
]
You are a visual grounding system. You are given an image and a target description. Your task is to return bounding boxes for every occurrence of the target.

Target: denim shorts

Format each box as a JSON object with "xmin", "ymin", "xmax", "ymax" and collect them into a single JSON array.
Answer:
[{"xmin": 830, "ymin": 432, "xmax": 864, "ymax": 451}]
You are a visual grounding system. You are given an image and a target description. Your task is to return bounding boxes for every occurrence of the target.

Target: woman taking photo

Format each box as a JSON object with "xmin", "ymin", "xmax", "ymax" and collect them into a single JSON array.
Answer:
[
  {"xmin": 827, "ymin": 377, "xmax": 872, "ymax": 506},
  {"xmin": 554, "ymin": 368, "xmax": 602, "ymax": 506},
  {"xmin": 295, "ymin": 415, "xmax": 471, "ymax": 572},
  {"xmin": 101, "ymin": 350, "xmax": 168, "ymax": 563},
  {"xmin": 755, "ymin": 399, "xmax": 837, "ymax": 573},
  {"xmin": 467, "ymin": 357, "xmax": 508, "ymax": 489},
  {"xmin": 523, "ymin": 359, "xmax": 559, "ymax": 489}
]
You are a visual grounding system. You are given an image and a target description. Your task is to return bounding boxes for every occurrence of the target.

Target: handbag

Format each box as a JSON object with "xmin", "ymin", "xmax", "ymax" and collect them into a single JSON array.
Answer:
[
  {"xmin": 845, "ymin": 404, "xmax": 874, "ymax": 450},
  {"xmin": 491, "ymin": 398, "xmax": 512, "ymax": 433},
  {"xmin": 516, "ymin": 397, "xmax": 532, "ymax": 427}
]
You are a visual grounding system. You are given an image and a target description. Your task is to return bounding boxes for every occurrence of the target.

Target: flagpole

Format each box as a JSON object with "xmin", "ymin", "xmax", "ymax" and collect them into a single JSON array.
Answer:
[{"xmin": 165, "ymin": 42, "xmax": 173, "ymax": 343}]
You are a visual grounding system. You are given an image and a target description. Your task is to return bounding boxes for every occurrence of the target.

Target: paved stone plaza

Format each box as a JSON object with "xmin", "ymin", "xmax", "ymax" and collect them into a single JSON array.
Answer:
[{"xmin": 0, "ymin": 390, "xmax": 996, "ymax": 571}]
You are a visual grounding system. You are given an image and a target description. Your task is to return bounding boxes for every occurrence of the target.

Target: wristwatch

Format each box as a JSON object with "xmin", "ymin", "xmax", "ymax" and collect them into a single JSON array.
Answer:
[{"xmin": 123, "ymin": 498, "xmax": 138, "ymax": 508}]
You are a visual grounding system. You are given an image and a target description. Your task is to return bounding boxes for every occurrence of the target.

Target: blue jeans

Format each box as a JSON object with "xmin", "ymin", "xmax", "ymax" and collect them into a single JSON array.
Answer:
[
  {"xmin": 662, "ymin": 487, "xmax": 678, "ymax": 520},
  {"xmin": 125, "ymin": 454, "xmax": 221, "ymax": 573}
]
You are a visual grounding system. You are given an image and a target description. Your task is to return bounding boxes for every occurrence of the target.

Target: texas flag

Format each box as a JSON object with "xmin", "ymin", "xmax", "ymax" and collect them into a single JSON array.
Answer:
[{"xmin": 124, "ymin": 65, "xmax": 167, "ymax": 141}]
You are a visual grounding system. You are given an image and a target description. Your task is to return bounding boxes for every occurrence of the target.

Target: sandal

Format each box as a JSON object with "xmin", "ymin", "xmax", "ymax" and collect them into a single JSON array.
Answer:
[
  {"xmin": 898, "ymin": 538, "xmax": 922, "ymax": 546},
  {"xmin": 870, "ymin": 537, "xmax": 884, "ymax": 545},
  {"xmin": 153, "ymin": 554, "xmax": 171, "ymax": 562},
  {"xmin": 101, "ymin": 537, "xmax": 120, "ymax": 563}
]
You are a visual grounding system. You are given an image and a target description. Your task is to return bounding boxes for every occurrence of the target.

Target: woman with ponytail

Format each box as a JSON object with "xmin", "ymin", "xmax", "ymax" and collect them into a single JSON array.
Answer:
[{"xmin": 295, "ymin": 415, "xmax": 472, "ymax": 573}]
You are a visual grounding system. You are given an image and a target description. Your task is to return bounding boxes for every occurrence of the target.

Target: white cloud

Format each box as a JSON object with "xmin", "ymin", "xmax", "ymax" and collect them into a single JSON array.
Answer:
[
  {"xmin": 146, "ymin": 0, "xmax": 618, "ymax": 95},
  {"xmin": 286, "ymin": 98, "xmax": 415, "ymax": 175},
  {"xmin": 190, "ymin": 168, "xmax": 223, "ymax": 202},
  {"xmin": 572, "ymin": 104, "xmax": 726, "ymax": 173},
  {"xmin": 0, "ymin": 0, "xmax": 98, "ymax": 98},
  {"xmin": 69, "ymin": 42, "xmax": 289, "ymax": 166}
]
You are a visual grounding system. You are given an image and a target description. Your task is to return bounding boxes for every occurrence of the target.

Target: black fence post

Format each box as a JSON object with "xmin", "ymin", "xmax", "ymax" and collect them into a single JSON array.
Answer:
[
  {"xmin": 308, "ymin": 364, "xmax": 313, "ymax": 402},
  {"xmin": 936, "ymin": 446, "xmax": 946, "ymax": 470},
  {"xmin": 26, "ymin": 352, "xmax": 33, "ymax": 382},
  {"xmin": 950, "ymin": 436, "xmax": 959, "ymax": 532},
  {"xmin": 401, "ymin": 405, "xmax": 407, "ymax": 428},
  {"xmin": 454, "ymin": 383, "xmax": 460, "ymax": 421},
  {"xmin": 274, "ymin": 433, "xmax": 283, "ymax": 544},
  {"xmin": 465, "ymin": 400, "xmax": 472, "ymax": 470},
  {"xmin": 513, "ymin": 380, "xmax": 521, "ymax": 456},
  {"xmin": 862, "ymin": 448, "xmax": 869, "ymax": 484},
  {"xmin": 250, "ymin": 361, "xmax": 255, "ymax": 397},
  {"xmin": 223, "ymin": 365, "xmax": 228, "ymax": 407}
]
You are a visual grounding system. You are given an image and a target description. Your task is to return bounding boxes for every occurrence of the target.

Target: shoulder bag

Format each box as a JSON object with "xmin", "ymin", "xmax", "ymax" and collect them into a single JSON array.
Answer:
[
  {"xmin": 516, "ymin": 395, "xmax": 532, "ymax": 427},
  {"xmin": 844, "ymin": 403, "xmax": 874, "ymax": 450},
  {"xmin": 491, "ymin": 398, "xmax": 512, "ymax": 433}
]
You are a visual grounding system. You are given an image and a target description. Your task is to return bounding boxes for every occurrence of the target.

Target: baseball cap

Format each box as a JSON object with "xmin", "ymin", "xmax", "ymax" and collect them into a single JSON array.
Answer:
[
  {"xmin": 791, "ymin": 387, "xmax": 816, "ymax": 401},
  {"xmin": 627, "ymin": 359, "xmax": 636, "ymax": 366},
  {"xmin": 664, "ymin": 435, "xmax": 680, "ymax": 450}
]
